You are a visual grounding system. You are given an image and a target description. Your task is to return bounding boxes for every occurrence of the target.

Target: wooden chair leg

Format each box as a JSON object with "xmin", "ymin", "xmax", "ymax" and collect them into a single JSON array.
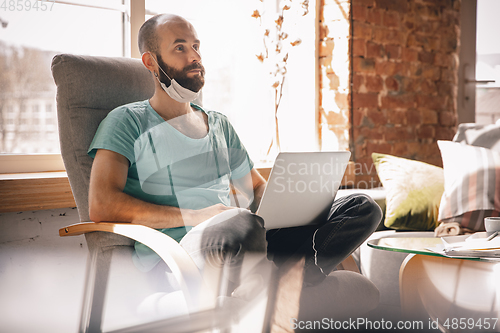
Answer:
[
  {"xmin": 264, "ymin": 256, "xmax": 305, "ymax": 333},
  {"xmin": 80, "ymin": 246, "xmax": 113, "ymax": 333}
]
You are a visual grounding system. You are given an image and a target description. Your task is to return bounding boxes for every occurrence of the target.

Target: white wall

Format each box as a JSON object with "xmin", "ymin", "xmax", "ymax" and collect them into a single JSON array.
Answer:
[{"xmin": 0, "ymin": 207, "xmax": 87, "ymax": 333}]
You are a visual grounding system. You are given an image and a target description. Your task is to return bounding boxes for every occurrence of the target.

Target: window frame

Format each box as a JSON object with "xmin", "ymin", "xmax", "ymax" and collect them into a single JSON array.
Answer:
[
  {"xmin": 0, "ymin": 154, "xmax": 65, "ymax": 174},
  {"xmin": 0, "ymin": 0, "xmax": 145, "ymax": 174},
  {"xmin": 457, "ymin": 0, "xmax": 477, "ymax": 124}
]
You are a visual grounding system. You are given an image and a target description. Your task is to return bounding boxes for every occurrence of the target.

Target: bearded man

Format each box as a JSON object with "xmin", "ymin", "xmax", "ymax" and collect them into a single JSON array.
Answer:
[{"xmin": 87, "ymin": 14, "xmax": 267, "ymax": 281}]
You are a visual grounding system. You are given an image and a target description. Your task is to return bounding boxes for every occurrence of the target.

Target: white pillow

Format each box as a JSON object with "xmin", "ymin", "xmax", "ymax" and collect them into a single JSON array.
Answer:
[{"xmin": 438, "ymin": 141, "xmax": 500, "ymax": 230}]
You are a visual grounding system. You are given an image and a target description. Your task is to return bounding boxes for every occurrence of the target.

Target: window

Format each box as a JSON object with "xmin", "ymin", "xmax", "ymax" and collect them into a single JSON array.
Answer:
[
  {"xmin": 459, "ymin": 0, "xmax": 500, "ymax": 125},
  {"xmin": 1, "ymin": 0, "xmax": 317, "ymax": 173},
  {"xmin": 475, "ymin": 0, "xmax": 500, "ymax": 124},
  {"xmin": 0, "ymin": 0, "xmax": 126, "ymax": 172}
]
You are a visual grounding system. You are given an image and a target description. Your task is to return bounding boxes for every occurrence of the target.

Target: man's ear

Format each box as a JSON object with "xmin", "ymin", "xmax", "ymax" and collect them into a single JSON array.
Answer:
[{"xmin": 142, "ymin": 52, "xmax": 156, "ymax": 72}]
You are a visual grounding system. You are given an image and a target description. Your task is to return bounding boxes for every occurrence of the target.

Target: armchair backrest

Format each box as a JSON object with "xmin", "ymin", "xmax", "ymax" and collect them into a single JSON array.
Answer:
[{"xmin": 51, "ymin": 54, "xmax": 155, "ymax": 222}]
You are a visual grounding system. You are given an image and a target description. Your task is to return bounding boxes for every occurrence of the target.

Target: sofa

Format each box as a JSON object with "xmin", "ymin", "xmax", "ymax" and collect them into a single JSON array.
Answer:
[{"xmin": 339, "ymin": 121, "xmax": 500, "ymax": 316}]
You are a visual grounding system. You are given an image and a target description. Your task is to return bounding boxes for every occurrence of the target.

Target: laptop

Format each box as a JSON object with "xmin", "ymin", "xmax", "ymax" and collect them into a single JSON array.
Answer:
[{"xmin": 256, "ymin": 151, "xmax": 351, "ymax": 229}]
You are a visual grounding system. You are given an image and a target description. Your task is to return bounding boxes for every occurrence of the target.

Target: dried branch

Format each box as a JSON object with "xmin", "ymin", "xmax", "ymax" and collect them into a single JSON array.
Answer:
[{"xmin": 252, "ymin": 0, "xmax": 309, "ymax": 155}]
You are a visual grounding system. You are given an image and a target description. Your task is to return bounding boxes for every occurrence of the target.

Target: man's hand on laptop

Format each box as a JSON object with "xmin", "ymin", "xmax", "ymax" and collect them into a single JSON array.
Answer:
[{"xmin": 184, "ymin": 203, "xmax": 239, "ymax": 226}]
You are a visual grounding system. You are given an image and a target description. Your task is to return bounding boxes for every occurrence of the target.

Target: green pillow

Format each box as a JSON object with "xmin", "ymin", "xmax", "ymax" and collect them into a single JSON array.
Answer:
[{"xmin": 371, "ymin": 153, "xmax": 444, "ymax": 231}]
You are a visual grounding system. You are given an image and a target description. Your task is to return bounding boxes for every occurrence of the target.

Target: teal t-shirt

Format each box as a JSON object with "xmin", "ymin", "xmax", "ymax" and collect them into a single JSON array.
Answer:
[{"xmin": 88, "ymin": 100, "xmax": 253, "ymax": 270}]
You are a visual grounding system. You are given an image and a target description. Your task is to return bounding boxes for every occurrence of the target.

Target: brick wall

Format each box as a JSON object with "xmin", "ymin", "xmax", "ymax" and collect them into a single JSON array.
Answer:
[{"xmin": 319, "ymin": 0, "xmax": 461, "ymax": 188}]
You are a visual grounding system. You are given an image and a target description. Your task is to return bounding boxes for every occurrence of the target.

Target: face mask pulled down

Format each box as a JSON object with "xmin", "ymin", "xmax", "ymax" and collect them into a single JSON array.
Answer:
[{"xmin": 150, "ymin": 54, "xmax": 201, "ymax": 103}]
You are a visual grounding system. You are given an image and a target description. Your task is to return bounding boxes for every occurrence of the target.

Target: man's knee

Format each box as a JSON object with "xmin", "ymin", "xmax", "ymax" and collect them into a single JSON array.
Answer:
[
  {"xmin": 330, "ymin": 193, "xmax": 383, "ymax": 230},
  {"xmin": 355, "ymin": 194, "xmax": 383, "ymax": 224}
]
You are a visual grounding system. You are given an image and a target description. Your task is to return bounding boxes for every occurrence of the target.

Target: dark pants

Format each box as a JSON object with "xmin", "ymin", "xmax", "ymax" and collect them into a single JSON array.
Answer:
[
  {"xmin": 266, "ymin": 193, "xmax": 382, "ymax": 286},
  {"xmin": 151, "ymin": 194, "xmax": 381, "ymax": 289}
]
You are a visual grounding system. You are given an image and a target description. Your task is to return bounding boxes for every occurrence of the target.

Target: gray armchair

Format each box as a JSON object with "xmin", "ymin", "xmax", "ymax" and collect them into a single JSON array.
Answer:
[{"xmin": 51, "ymin": 54, "xmax": 229, "ymax": 332}]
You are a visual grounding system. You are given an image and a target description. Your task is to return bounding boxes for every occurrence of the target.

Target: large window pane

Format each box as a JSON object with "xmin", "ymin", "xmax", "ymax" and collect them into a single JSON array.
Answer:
[
  {"xmin": 475, "ymin": 0, "xmax": 500, "ymax": 125},
  {"xmin": 0, "ymin": 0, "xmax": 124, "ymax": 154},
  {"xmin": 146, "ymin": 0, "xmax": 317, "ymax": 164}
]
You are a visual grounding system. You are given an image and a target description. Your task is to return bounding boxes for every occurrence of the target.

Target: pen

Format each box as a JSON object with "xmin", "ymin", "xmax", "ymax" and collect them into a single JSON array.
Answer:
[{"xmin": 486, "ymin": 231, "xmax": 499, "ymax": 241}]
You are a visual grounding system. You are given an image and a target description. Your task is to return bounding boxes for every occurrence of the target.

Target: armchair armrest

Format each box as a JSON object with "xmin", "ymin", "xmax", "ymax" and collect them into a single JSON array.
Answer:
[{"xmin": 60, "ymin": 222, "xmax": 207, "ymax": 310}]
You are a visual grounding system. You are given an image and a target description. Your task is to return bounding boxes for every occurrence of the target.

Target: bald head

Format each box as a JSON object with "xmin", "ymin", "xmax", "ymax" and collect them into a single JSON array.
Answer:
[{"xmin": 138, "ymin": 14, "xmax": 195, "ymax": 55}]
